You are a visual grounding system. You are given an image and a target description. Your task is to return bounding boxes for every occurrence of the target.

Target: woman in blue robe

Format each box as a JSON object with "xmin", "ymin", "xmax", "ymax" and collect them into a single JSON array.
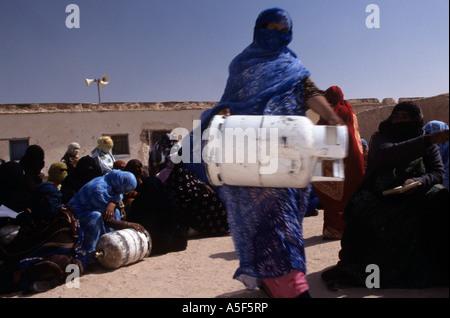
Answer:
[
  {"xmin": 68, "ymin": 170, "xmax": 145, "ymax": 265},
  {"xmin": 197, "ymin": 8, "xmax": 343, "ymax": 298}
]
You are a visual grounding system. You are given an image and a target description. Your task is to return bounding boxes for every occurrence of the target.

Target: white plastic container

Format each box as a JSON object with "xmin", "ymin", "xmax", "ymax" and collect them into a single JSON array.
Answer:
[
  {"xmin": 94, "ymin": 228, "xmax": 152, "ymax": 269},
  {"xmin": 203, "ymin": 115, "xmax": 348, "ymax": 188}
]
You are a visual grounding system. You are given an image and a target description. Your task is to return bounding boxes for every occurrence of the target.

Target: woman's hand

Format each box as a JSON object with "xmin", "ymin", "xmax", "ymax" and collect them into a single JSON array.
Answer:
[
  {"xmin": 216, "ymin": 108, "xmax": 231, "ymax": 116},
  {"xmin": 104, "ymin": 202, "xmax": 116, "ymax": 221},
  {"xmin": 103, "ymin": 217, "xmax": 146, "ymax": 233},
  {"xmin": 125, "ymin": 222, "xmax": 146, "ymax": 233},
  {"xmin": 402, "ymin": 179, "xmax": 416, "ymax": 186},
  {"xmin": 402, "ymin": 178, "xmax": 419, "ymax": 195}
]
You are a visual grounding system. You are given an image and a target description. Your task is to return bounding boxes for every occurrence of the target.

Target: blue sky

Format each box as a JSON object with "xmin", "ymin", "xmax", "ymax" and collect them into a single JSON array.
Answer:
[{"xmin": 1, "ymin": 0, "xmax": 448, "ymax": 104}]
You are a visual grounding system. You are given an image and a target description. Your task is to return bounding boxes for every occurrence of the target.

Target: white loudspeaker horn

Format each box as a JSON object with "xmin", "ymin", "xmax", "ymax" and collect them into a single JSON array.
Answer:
[
  {"xmin": 99, "ymin": 75, "xmax": 109, "ymax": 88},
  {"xmin": 85, "ymin": 78, "xmax": 95, "ymax": 86}
]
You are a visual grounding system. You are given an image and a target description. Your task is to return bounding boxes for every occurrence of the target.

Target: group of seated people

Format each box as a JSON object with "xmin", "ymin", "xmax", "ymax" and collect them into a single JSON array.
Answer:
[
  {"xmin": 322, "ymin": 102, "xmax": 449, "ymax": 289},
  {"xmin": 0, "ymin": 101, "xmax": 448, "ymax": 295},
  {"xmin": 0, "ymin": 135, "xmax": 229, "ymax": 294}
]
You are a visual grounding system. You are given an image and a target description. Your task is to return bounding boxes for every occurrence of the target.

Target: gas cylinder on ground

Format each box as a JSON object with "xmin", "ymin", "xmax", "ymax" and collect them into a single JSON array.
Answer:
[
  {"xmin": 94, "ymin": 228, "xmax": 152, "ymax": 269},
  {"xmin": 203, "ymin": 115, "xmax": 348, "ymax": 188}
]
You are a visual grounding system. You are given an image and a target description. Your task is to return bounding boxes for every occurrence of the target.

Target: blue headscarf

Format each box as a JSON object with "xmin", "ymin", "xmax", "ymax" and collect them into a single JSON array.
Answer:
[
  {"xmin": 423, "ymin": 120, "xmax": 449, "ymax": 188},
  {"xmin": 200, "ymin": 7, "xmax": 311, "ymax": 129},
  {"xmin": 68, "ymin": 170, "xmax": 137, "ymax": 216},
  {"xmin": 252, "ymin": 7, "xmax": 293, "ymax": 51}
]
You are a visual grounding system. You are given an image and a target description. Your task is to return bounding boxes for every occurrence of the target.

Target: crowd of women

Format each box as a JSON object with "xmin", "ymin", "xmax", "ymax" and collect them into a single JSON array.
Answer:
[
  {"xmin": 0, "ymin": 7, "xmax": 449, "ymax": 297},
  {"xmin": 0, "ymin": 134, "xmax": 229, "ymax": 294}
]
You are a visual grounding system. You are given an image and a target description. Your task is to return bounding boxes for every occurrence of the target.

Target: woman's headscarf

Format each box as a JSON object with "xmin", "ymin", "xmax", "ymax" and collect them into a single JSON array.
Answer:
[
  {"xmin": 65, "ymin": 142, "xmax": 80, "ymax": 157},
  {"xmin": 47, "ymin": 162, "xmax": 68, "ymax": 185},
  {"xmin": 379, "ymin": 101, "xmax": 424, "ymax": 142},
  {"xmin": 423, "ymin": 120, "xmax": 449, "ymax": 137},
  {"xmin": 95, "ymin": 136, "xmax": 114, "ymax": 154},
  {"xmin": 253, "ymin": 7, "xmax": 293, "ymax": 52},
  {"xmin": 104, "ymin": 169, "xmax": 137, "ymax": 194},
  {"xmin": 68, "ymin": 170, "xmax": 137, "ymax": 215},
  {"xmin": 200, "ymin": 7, "xmax": 311, "ymax": 129},
  {"xmin": 324, "ymin": 86, "xmax": 345, "ymax": 106}
]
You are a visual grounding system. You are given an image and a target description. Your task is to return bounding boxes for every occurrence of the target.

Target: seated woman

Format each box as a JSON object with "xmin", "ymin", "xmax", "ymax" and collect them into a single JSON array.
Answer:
[
  {"xmin": 0, "ymin": 182, "xmax": 85, "ymax": 294},
  {"xmin": 68, "ymin": 170, "xmax": 145, "ymax": 265},
  {"xmin": 322, "ymin": 101, "xmax": 449, "ymax": 289}
]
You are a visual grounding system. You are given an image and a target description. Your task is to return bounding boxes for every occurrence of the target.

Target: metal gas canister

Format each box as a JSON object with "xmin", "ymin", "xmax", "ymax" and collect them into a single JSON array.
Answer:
[
  {"xmin": 94, "ymin": 228, "xmax": 152, "ymax": 269},
  {"xmin": 203, "ymin": 115, "xmax": 348, "ymax": 188}
]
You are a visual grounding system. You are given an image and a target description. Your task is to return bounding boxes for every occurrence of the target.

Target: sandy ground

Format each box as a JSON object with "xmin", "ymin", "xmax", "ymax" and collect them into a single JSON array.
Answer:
[{"xmin": 1, "ymin": 210, "xmax": 448, "ymax": 299}]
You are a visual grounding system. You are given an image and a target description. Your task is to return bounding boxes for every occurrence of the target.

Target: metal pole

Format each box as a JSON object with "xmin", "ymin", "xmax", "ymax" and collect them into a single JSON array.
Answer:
[{"xmin": 97, "ymin": 80, "xmax": 101, "ymax": 103}]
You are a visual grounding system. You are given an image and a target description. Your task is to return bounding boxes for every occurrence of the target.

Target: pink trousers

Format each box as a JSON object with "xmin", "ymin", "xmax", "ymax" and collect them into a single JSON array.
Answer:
[{"xmin": 261, "ymin": 270, "xmax": 309, "ymax": 298}]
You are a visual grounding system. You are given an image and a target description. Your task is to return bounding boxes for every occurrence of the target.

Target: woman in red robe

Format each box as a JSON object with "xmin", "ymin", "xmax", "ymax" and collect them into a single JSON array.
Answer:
[{"xmin": 313, "ymin": 86, "xmax": 365, "ymax": 239}]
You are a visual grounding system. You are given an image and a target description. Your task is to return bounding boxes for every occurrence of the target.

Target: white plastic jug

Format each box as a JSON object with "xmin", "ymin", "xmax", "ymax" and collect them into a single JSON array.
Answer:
[
  {"xmin": 203, "ymin": 115, "xmax": 348, "ymax": 188},
  {"xmin": 94, "ymin": 228, "xmax": 152, "ymax": 269}
]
